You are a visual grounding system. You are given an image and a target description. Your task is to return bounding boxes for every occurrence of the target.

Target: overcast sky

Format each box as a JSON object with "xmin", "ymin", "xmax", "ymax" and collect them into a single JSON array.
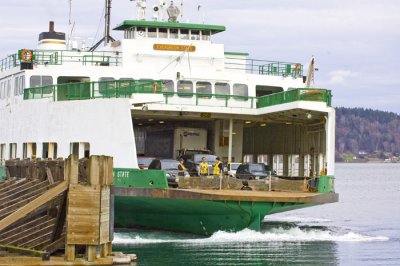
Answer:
[{"xmin": 1, "ymin": 0, "xmax": 399, "ymax": 114}]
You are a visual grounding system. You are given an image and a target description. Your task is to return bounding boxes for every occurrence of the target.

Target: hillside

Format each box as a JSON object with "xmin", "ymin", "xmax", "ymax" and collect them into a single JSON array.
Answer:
[{"xmin": 335, "ymin": 107, "xmax": 400, "ymax": 162}]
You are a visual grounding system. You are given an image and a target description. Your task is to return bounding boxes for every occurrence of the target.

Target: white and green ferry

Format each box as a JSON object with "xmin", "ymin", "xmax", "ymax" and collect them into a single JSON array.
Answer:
[{"xmin": 0, "ymin": 1, "xmax": 337, "ymax": 235}]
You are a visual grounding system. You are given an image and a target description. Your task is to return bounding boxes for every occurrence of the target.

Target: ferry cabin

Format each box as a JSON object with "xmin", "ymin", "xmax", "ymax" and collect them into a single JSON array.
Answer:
[{"xmin": 0, "ymin": 20, "xmax": 335, "ymax": 179}]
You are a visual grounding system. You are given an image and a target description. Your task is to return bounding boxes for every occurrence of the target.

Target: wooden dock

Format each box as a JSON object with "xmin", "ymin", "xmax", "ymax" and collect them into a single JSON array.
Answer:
[{"xmin": 0, "ymin": 156, "xmax": 134, "ymax": 266}]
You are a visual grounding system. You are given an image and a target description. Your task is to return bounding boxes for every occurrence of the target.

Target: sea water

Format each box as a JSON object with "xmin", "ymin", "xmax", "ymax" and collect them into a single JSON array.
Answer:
[{"xmin": 113, "ymin": 163, "xmax": 400, "ymax": 265}]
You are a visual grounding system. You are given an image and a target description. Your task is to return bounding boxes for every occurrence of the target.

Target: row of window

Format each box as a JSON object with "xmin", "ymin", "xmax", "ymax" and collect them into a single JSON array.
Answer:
[
  {"xmin": 0, "ymin": 75, "xmax": 25, "ymax": 99},
  {"xmin": 0, "ymin": 142, "xmax": 90, "ymax": 163},
  {"xmin": 125, "ymin": 27, "xmax": 212, "ymax": 41},
  {"xmin": 99, "ymin": 77, "xmax": 249, "ymax": 97}
]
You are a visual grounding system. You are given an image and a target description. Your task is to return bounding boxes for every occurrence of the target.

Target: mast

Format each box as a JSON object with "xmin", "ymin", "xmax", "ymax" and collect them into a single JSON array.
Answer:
[
  {"xmin": 89, "ymin": 0, "xmax": 115, "ymax": 51},
  {"xmin": 104, "ymin": 0, "xmax": 111, "ymax": 44}
]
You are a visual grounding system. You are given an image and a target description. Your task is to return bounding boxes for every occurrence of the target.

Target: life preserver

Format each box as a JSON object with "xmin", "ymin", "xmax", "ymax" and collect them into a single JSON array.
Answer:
[{"xmin": 21, "ymin": 49, "xmax": 33, "ymax": 61}]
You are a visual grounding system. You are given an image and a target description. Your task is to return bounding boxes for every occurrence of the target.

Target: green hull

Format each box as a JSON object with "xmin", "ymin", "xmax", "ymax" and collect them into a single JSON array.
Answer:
[
  {"xmin": 114, "ymin": 194, "xmax": 312, "ymax": 235},
  {"xmin": 112, "ymin": 169, "xmax": 337, "ymax": 235}
]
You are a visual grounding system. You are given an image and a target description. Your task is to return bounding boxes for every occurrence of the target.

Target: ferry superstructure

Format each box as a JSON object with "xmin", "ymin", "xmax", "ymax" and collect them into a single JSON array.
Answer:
[{"xmin": 0, "ymin": 1, "xmax": 337, "ymax": 235}]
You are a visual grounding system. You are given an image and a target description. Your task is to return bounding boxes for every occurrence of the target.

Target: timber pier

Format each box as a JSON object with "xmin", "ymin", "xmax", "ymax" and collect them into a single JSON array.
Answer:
[{"xmin": 0, "ymin": 155, "xmax": 135, "ymax": 266}]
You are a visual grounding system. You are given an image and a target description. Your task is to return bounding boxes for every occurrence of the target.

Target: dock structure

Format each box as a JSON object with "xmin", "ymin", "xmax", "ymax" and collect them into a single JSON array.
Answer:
[{"xmin": 0, "ymin": 155, "xmax": 132, "ymax": 266}]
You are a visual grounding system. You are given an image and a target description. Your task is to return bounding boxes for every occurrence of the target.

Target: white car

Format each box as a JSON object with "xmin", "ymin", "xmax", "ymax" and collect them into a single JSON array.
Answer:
[{"xmin": 226, "ymin": 162, "xmax": 241, "ymax": 177}]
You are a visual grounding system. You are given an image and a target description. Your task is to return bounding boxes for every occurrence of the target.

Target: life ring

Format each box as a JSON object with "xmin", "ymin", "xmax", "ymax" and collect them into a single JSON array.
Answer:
[{"xmin": 21, "ymin": 49, "xmax": 33, "ymax": 61}]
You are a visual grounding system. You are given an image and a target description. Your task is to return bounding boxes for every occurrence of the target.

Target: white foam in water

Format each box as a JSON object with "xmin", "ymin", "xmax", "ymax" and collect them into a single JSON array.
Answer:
[
  {"xmin": 114, "ymin": 227, "xmax": 389, "ymax": 245},
  {"xmin": 263, "ymin": 215, "xmax": 332, "ymax": 224}
]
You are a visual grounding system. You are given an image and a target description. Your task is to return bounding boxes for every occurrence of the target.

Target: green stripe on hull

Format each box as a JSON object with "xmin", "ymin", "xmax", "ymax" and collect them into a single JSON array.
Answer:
[{"xmin": 114, "ymin": 195, "xmax": 308, "ymax": 235}]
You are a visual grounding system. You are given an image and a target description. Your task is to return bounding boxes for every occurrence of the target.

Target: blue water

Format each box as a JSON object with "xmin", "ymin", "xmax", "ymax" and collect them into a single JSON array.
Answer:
[{"xmin": 114, "ymin": 163, "xmax": 400, "ymax": 265}]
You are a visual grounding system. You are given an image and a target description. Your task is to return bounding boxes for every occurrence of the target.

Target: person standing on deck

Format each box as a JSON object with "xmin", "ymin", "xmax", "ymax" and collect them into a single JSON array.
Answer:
[
  {"xmin": 199, "ymin": 157, "xmax": 209, "ymax": 176},
  {"xmin": 213, "ymin": 157, "xmax": 223, "ymax": 176},
  {"xmin": 178, "ymin": 158, "xmax": 187, "ymax": 177}
]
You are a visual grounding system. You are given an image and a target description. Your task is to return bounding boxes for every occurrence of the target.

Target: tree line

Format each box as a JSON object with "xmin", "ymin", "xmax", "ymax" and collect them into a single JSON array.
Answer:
[{"xmin": 335, "ymin": 107, "xmax": 400, "ymax": 161}]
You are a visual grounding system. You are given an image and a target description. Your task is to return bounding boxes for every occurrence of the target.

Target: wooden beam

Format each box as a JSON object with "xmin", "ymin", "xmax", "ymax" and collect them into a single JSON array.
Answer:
[
  {"xmin": 46, "ymin": 168, "xmax": 55, "ymax": 185},
  {"xmin": 0, "ymin": 244, "xmax": 50, "ymax": 260},
  {"xmin": 0, "ymin": 181, "xmax": 68, "ymax": 232}
]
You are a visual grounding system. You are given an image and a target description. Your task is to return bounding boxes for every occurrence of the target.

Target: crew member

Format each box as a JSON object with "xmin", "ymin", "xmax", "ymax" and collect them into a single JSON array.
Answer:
[
  {"xmin": 178, "ymin": 158, "xmax": 187, "ymax": 177},
  {"xmin": 199, "ymin": 157, "xmax": 209, "ymax": 176},
  {"xmin": 213, "ymin": 157, "xmax": 223, "ymax": 176}
]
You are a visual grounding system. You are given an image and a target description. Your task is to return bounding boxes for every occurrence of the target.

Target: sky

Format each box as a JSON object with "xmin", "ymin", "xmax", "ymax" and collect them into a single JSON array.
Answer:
[{"xmin": 1, "ymin": 0, "xmax": 399, "ymax": 114}]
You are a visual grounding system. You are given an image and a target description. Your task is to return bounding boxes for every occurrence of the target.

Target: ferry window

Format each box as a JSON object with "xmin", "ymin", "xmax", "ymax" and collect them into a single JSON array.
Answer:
[
  {"xmin": 19, "ymin": 77, "xmax": 25, "ymax": 95},
  {"xmin": 196, "ymin": 81, "xmax": 212, "ymax": 98},
  {"xmin": 180, "ymin": 29, "xmax": 189, "ymax": 40},
  {"xmin": 42, "ymin": 142, "xmax": 57, "ymax": 159},
  {"xmin": 136, "ymin": 27, "xmax": 146, "ymax": 38},
  {"xmin": 170, "ymin": 29, "xmax": 178, "ymax": 39},
  {"xmin": 161, "ymin": 80, "xmax": 174, "ymax": 94},
  {"xmin": 9, "ymin": 143, "xmax": 17, "ymax": 159},
  {"xmin": 0, "ymin": 144, "xmax": 6, "ymax": 164},
  {"xmin": 99, "ymin": 77, "xmax": 115, "ymax": 95},
  {"xmin": 177, "ymin": 80, "xmax": 193, "ymax": 97},
  {"xmin": 6, "ymin": 80, "xmax": 11, "ymax": 97},
  {"xmin": 148, "ymin": 28, "xmax": 157, "ymax": 38},
  {"xmin": 70, "ymin": 142, "xmax": 90, "ymax": 158},
  {"xmin": 233, "ymin": 83, "xmax": 248, "ymax": 100},
  {"xmin": 30, "ymin": 76, "xmax": 41, "ymax": 87},
  {"xmin": 215, "ymin": 82, "xmax": 230, "ymax": 98},
  {"xmin": 14, "ymin": 77, "xmax": 19, "ymax": 96},
  {"xmin": 202, "ymin": 30, "xmax": 211, "ymax": 41},
  {"xmin": 22, "ymin": 143, "xmax": 37, "ymax": 159},
  {"xmin": 159, "ymin": 28, "xmax": 168, "ymax": 38},
  {"xmin": 42, "ymin": 76, "xmax": 53, "ymax": 86},
  {"xmin": 139, "ymin": 79, "xmax": 157, "ymax": 93},
  {"xmin": 30, "ymin": 75, "xmax": 53, "ymax": 94},
  {"xmin": 191, "ymin": 30, "xmax": 200, "ymax": 40}
]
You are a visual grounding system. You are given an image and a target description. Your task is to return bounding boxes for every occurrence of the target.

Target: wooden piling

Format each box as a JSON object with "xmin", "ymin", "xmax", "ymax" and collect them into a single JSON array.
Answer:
[{"xmin": 0, "ymin": 155, "xmax": 134, "ymax": 266}]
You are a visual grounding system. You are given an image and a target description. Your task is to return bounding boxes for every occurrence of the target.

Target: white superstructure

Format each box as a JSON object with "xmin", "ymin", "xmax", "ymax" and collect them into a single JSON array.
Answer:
[{"xmin": 0, "ymin": 2, "xmax": 335, "ymax": 178}]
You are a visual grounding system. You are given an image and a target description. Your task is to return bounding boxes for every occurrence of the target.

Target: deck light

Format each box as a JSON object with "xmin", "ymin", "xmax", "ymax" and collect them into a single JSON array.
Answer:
[
  {"xmin": 159, "ymin": 121, "xmax": 165, "ymax": 124},
  {"xmin": 245, "ymin": 121, "xmax": 251, "ymax": 124},
  {"xmin": 260, "ymin": 123, "xmax": 267, "ymax": 127},
  {"xmin": 306, "ymin": 113, "xmax": 312, "ymax": 119}
]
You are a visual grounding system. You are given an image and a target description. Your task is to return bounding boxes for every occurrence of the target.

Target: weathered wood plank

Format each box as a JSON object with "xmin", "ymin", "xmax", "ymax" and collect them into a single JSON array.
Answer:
[{"xmin": 0, "ymin": 181, "xmax": 68, "ymax": 232}]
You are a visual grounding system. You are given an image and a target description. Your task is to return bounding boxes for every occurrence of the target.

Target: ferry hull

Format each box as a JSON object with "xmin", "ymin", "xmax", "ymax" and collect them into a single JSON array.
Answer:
[{"xmin": 113, "ymin": 187, "xmax": 338, "ymax": 235}]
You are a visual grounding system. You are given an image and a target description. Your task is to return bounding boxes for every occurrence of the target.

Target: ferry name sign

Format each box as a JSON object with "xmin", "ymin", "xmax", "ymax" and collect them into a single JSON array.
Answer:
[{"xmin": 153, "ymin": 44, "xmax": 196, "ymax": 52}]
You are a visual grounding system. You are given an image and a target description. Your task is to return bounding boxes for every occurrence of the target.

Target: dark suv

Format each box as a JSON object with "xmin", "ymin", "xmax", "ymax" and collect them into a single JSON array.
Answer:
[{"xmin": 235, "ymin": 163, "xmax": 276, "ymax": 180}]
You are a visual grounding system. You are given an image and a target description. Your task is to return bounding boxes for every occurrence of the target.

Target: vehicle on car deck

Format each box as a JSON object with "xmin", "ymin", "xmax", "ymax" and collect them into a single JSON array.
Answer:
[
  {"xmin": 235, "ymin": 163, "xmax": 276, "ymax": 180},
  {"xmin": 148, "ymin": 158, "xmax": 188, "ymax": 187},
  {"xmin": 137, "ymin": 156, "xmax": 157, "ymax": 169}
]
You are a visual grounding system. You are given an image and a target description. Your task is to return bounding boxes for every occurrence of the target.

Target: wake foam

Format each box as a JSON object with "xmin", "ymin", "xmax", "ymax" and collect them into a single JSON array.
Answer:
[
  {"xmin": 114, "ymin": 227, "xmax": 388, "ymax": 245},
  {"xmin": 264, "ymin": 215, "xmax": 331, "ymax": 224}
]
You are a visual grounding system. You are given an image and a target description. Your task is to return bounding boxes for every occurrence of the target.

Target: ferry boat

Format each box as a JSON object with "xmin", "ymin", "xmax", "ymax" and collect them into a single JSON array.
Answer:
[{"xmin": 0, "ymin": 1, "xmax": 338, "ymax": 235}]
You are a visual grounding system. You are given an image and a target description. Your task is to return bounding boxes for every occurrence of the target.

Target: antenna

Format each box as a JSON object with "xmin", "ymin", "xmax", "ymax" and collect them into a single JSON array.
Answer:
[
  {"xmin": 180, "ymin": 0, "xmax": 183, "ymax": 20},
  {"xmin": 67, "ymin": 0, "xmax": 73, "ymax": 46}
]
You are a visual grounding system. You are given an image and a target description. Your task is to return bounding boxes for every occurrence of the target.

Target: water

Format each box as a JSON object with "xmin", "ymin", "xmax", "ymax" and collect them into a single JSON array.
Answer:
[{"xmin": 113, "ymin": 163, "xmax": 400, "ymax": 265}]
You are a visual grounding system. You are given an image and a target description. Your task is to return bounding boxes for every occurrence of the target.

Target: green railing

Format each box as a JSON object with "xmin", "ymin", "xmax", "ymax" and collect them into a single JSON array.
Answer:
[
  {"xmin": 256, "ymin": 88, "xmax": 332, "ymax": 108},
  {"xmin": 24, "ymin": 80, "xmax": 163, "ymax": 101},
  {"xmin": 225, "ymin": 57, "xmax": 303, "ymax": 78},
  {"xmin": 24, "ymin": 81, "xmax": 331, "ymax": 108}
]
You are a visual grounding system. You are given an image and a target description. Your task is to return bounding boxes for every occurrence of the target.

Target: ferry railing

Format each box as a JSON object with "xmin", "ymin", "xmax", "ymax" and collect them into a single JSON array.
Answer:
[
  {"xmin": 256, "ymin": 88, "xmax": 332, "ymax": 108},
  {"xmin": 0, "ymin": 54, "xmax": 17, "ymax": 72},
  {"xmin": 23, "ymin": 81, "xmax": 331, "ymax": 108},
  {"xmin": 1, "ymin": 50, "xmax": 122, "ymax": 70},
  {"xmin": 224, "ymin": 57, "xmax": 304, "ymax": 78}
]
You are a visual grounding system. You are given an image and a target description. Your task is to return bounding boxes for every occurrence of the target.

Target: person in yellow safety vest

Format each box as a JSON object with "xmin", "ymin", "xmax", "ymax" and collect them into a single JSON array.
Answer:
[
  {"xmin": 178, "ymin": 158, "xmax": 187, "ymax": 177},
  {"xmin": 213, "ymin": 157, "xmax": 223, "ymax": 175},
  {"xmin": 199, "ymin": 157, "xmax": 209, "ymax": 176}
]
